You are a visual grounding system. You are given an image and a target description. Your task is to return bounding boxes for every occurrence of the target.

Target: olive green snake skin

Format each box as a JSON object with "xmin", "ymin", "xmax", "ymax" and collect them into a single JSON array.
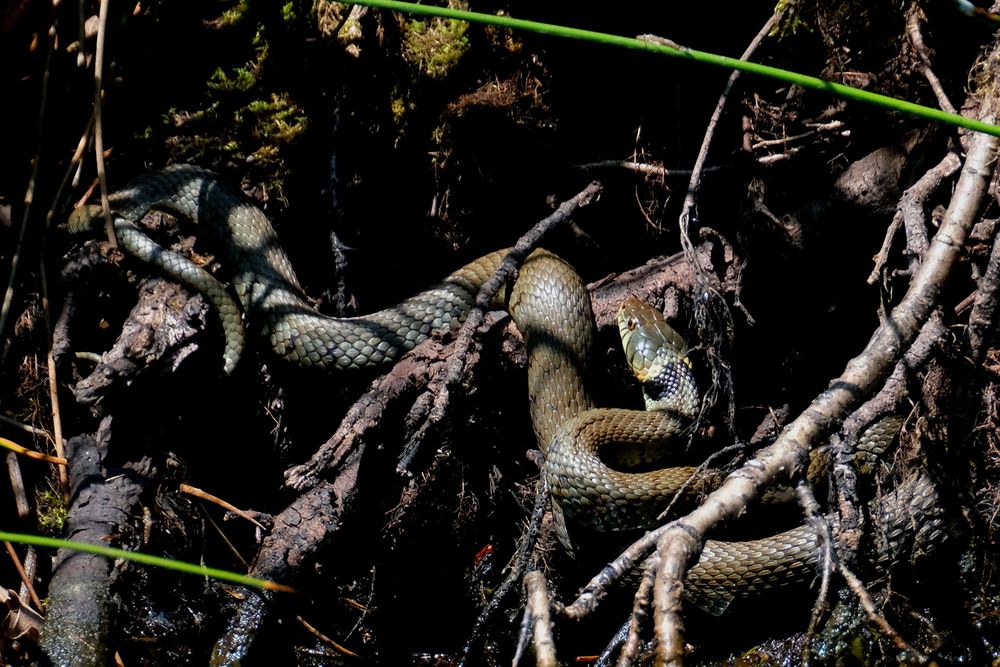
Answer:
[{"xmin": 69, "ymin": 165, "xmax": 946, "ymax": 614}]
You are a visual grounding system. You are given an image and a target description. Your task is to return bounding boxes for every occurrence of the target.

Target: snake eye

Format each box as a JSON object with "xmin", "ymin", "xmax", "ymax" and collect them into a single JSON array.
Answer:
[{"xmin": 627, "ymin": 315, "xmax": 639, "ymax": 331}]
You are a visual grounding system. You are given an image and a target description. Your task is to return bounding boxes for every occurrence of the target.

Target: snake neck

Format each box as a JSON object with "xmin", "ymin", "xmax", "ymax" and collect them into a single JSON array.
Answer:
[{"xmin": 505, "ymin": 251, "xmax": 597, "ymax": 449}]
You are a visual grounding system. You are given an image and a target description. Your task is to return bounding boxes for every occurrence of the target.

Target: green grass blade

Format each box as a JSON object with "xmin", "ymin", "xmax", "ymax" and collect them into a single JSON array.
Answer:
[
  {"xmin": 346, "ymin": 0, "xmax": 1000, "ymax": 137},
  {"xmin": 0, "ymin": 530, "xmax": 295, "ymax": 593}
]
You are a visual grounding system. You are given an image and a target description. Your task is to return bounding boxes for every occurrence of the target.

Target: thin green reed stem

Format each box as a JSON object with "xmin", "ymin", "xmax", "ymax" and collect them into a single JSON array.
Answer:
[
  {"xmin": 347, "ymin": 0, "xmax": 1000, "ymax": 137},
  {"xmin": 0, "ymin": 531, "xmax": 295, "ymax": 592}
]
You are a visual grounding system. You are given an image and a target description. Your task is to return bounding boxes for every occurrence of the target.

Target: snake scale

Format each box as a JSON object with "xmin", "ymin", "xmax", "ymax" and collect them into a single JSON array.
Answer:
[{"xmin": 69, "ymin": 165, "xmax": 946, "ymax": 614}]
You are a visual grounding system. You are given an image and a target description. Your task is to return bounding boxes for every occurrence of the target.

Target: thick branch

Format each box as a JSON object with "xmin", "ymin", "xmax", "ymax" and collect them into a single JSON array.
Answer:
[
  {"xmin": 522, "ymin": 571, "xmax": 557, "ymax": 667},
  {"xmin": 41, "ymin": 428, "xmax": 150, "ymax": 667}
]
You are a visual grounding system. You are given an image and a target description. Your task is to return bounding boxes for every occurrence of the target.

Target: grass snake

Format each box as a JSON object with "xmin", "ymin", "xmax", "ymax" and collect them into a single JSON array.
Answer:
[{"xmin": 69, "ymin": 165, "xmax": 947, "ymax": 614}]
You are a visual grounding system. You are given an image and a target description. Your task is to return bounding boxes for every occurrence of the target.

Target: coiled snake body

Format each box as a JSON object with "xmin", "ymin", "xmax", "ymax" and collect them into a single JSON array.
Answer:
[{"xmin": 70, "ymin": 165, "xmax": 945, "ymax": 614}]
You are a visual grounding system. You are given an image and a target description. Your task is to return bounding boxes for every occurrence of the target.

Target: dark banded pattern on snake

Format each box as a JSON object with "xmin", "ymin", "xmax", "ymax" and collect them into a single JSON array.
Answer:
[{"xmin": 68, "ymin": 165, "xmax": 946, "ymax": 614}]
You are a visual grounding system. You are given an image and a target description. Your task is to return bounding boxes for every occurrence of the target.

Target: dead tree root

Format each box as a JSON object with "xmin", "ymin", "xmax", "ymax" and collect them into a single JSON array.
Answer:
[{"xmin": 40, "ymin": 428, "xmax": 152, "ymax": 667}]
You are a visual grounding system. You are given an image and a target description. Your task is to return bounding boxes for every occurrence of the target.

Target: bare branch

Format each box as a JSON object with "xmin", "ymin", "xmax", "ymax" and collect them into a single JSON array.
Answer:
[
  {"xmin": 676, "ymin": 9, "xmax": 779, "ymax": 277},
  {"xmin": 617, "ymin": 553, "xmax": 658, "ymax": 667},
  {"xmin": 869, "ymin": 151, "xmax": 962, "ymax": 284},
  {"xmin": 840, "ymin": 566, "xmax": 930, "ymax": 664},
  {"xmin": 907, "ymin": 4, "xmax": 957, "ymax": 115},
  {"xmin": 92, "ymin": 0, "xmax": 117, "ymax": 246},
  {"xmin": 573, "ymin": 160, "xmax": 725, "ymax": 178},
  {"xmin": 522, "ymin": 571, "xmax": 557, "ymax": 667},
  {"xmin": 968, "ymin": 221, "xmax": 1000, "ymax": 361},
  {"xmin": 797, "ymin": 480, "xmax": 835, "ymax": 655}
]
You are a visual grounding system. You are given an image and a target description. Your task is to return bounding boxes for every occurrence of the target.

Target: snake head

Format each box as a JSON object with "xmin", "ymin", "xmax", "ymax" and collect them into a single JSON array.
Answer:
[
  {"xmin": 66, "ymin": 204, "xmax": 106, "ymax": 234},
  {"xmin": 617, "ymin": 298, "xmax": 690, "ymax": 378},
  {"xmin": 617, "ymin": 297, "xmax": 698, "ymax": 413}
]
